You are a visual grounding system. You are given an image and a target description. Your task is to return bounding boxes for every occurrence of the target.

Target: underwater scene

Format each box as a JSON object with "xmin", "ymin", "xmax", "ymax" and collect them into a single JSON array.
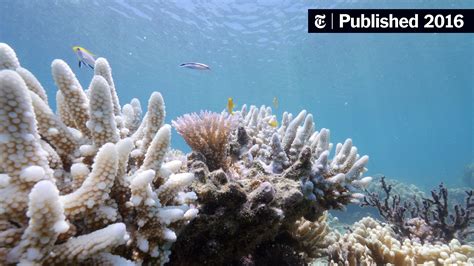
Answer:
[{"xmin": 0, "ymin": 1, "xmax": 472, "ymax": 265}]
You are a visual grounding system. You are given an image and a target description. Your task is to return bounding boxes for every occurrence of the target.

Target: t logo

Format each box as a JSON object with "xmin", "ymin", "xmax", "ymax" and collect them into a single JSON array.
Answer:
[{"xmin": 314, "ymin": 14, "xmax": 326, "ymax": 29}]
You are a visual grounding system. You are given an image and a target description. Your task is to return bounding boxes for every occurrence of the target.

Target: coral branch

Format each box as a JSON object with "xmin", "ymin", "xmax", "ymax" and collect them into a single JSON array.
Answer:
[
  {"xmin": 44, "ymin": 223, "xmax": 129, "ymax": 264},
  {"xmin": 7, "ymin": 180, "xmax": 69, "ymax": 264},
  {"xmin": 52, "ymin": 59, "xmax": 91, "ymax": 138},
  {"xmin": 94, "ymin": 58, "xmax": 121, "ymax": 116},
  {"xmin": 362, "ymin": 177, "xmax": 474, "ymax": 243},
  {"xmin": 61, "ymin": 143, "xmax": 118, "ymax": 219},
  {"xmin": 87, "ymin": 75, "xmax": 120, "ymax": 147}
]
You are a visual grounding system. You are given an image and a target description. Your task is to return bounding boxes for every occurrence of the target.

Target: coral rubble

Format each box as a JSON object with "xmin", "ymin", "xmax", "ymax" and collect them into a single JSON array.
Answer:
[{"xmin": 0, "ymin": 43, "xmax": 196, "ymax": 265}]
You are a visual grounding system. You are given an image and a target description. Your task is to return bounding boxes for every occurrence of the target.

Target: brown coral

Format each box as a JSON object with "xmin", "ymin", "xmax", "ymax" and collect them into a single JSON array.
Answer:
[{"xmin": 172, "ymin": 111, "xmax": 236, "ymax": 171}]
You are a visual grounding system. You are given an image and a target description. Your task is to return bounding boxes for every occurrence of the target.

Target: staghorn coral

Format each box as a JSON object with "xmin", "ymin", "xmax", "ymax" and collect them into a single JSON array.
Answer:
[
  {"xmin": 0, "ymin": 43, "xmax": 20, "ymax": 70},
  {"xmin": 0, "ymin": 43, "xmax": 197, "ymax": 265},
  {"xmin": 52, "ymin": 59, "xmax": 91, "ymax": 139},
  {"xmin": 29, "ymin": 90, "xmax": 79, "ymax": 168},
  {"xmin": 6, "ymin": 180, "xmax": 69, "ymax": 264},
  {"xmin": 122, "ymin": 98, "xmax": 143, "ymax": 136},
  {"xmin": 173, "ymin": 111, "xmax": 236, "ymax": 171},
  {"xmin": 327, "ymin": 216, "xmax": 474, "ymax": 266},
  {"xmin": 0, "ymin": 70, "xmax": 54, "ymax": 223},
  {"xmin": 362, "ymin": 177, "xmax": 474, "ymax": 243},
  {"xmin": 87, "ymin": 75, "xmax": 120, "ymax": 147}
]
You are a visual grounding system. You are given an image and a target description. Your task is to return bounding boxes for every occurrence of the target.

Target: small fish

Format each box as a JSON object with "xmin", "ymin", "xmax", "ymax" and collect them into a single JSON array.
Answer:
[
  {"xmin": 72, "ymin": 46, "xmax": 96, "ymax": 69},
  {"xmin": 268, "ymin": 117, "xmax": 279, "ymax": 128},
  {"xmin": 227, "ymin": 97, "xmax": 235, "ymax": 115},
  {"xmin": 179, "ymin": 62, "xmax": 211, "ymax": 70},
  {"xmin": 273, "ymin": 97, "xmax": 278, "ymax": 109}
]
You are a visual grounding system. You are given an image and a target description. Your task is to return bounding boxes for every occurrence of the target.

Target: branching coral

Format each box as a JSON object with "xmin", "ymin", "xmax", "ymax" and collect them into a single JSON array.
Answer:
[
  {"xmin": 327, "ymin": 217, "xmax": 474, "ymax": 266},
  {"xmin": 0, "ymin": 43, "xmax": 197, "ymax": 265},
  {"xmin": 225, "ymin": 105, "xmax": 372, "ymax": 213},
  {"xmin": 169, "ymin": 103, "xmax": 372, "ymax": 263},
  {"xmin": 362, "ymin": 177, "xmax": 474, "ymax": 243},
  {"xmin": 3, "ymin": 41, "xmax": 468, "ymax": 266},
  {"xmin": 172, "ymin": 111, "xmax": 236, "ymax": 171}
]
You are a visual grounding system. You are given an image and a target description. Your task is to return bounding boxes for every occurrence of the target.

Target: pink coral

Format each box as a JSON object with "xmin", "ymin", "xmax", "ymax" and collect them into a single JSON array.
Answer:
[{"xmin": 172, "ymin": 111, "xmax": 236, "ymax": 171}]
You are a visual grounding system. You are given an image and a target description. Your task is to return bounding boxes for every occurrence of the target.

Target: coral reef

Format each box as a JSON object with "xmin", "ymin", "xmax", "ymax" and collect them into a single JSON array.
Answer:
[
  {"xmin": 3, "ymin": 41, "xmax": 470, "ymax": 265},
  {"xmin": 0, "ymin": 43, "xmax": 197, "ymax": 265},
  {"xmin": 327, "ymin": 217, "xmax": 474, "ymax": 266},
  {"xmin": 362, "ymin": 177, "xmax": 474, "ymax": 243},
  {"xmin": 169, "ymin": 104, "xmax": 372, "ymax": 264}
]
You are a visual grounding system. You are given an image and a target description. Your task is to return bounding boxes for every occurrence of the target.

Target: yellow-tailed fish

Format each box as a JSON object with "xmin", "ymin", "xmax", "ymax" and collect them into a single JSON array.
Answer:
[
  {"xmin": 227, "ymin": 98, "xmax": 235, "ymax": 114},
  {"xmin": 268, "ymin": 117, "xmax": 278, "ymax": 128},
  {"xmin": 273, "ymin": 96, "xmax": 279, "ymax": 109},
  {"xmin": 72, "ymin": 46, "xmax": 96, "ymax": 69}
]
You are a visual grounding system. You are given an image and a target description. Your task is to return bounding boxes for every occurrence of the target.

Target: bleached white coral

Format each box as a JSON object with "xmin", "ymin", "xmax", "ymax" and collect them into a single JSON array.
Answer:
[
  {"xmin": 94, "ymin": 58, "xmax": 121, "ymax": 116},
  {"xmin": 30, "ymin": 91, "xmax": 79, "ymax": 164},
  {"xmin": 87, "ymin": 75, "xmax": 120, "ymax": 147},
  {"xmin": 0, "ymin": 43, "xmax": 20, "ymax": 70},
  {"xmin": 16, "ymin": 67, "xmax": 48, "ymax": 103},
  {"xmin": 122, "ymin": 98, "xmax": 142, "ymax": 135},
  {"xmin": 55, "ymin": 90, "xmax": 76, "ymax": 128},
  {"xmin": 0, "ymin": 70, "xmax": 53, "ymax": 222},
  {"xmin": 139, "ymin": 124, "xmax": 171, "ymax": 184},
  {"xmin": 0, "ymin": 42, "xmax": 197, "ymax": 264},
  {"xmin": 52, "ymin": 59, "xmax": 91, "ymax": 138},
  {"xmin": 44, "ymin": 223, "xmax": 129, "ymax": 264},
  {"xmin": 7, "ymin": 180, "xmax": 68, "ymax": 264},
  {"xmin": 134, "ymin": 92, "xmax": 165, "ymax": 152},
  {"xmin": 327, "ymin": 217, "xmax": 474, "ymax": 266},
  {"xmin": 85, "ymin": 252, "xmax": 135, "ymax": 266},
  {"xmin": 61, "ymin": 143, "xmax": 118, "ymax": 218},
  {"xmin": 157, "ymin": 173, "xmax": 195, "ymax": 205}
]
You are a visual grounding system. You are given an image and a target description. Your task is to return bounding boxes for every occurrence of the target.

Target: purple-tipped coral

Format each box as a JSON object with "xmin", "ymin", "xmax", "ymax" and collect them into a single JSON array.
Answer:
[{"xmin": 172, "ymin": 111, "xmax": 236, "ymax": 171}]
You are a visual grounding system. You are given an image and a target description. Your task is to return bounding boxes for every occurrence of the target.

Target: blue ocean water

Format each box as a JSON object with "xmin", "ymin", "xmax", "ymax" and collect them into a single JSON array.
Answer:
[{"xmin": 1, "ymin": 0, "xmax": 472, "ymax": 189}]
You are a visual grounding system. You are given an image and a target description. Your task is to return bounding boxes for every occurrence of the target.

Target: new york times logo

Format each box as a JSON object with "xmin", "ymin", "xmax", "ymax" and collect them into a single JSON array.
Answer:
[
  {"xmin": 308, "ymin": 9, "xmax": 474, "ymax": 33},
  {"xmin": 314, "ymin": 14, "xmax": 326, "ymax": 29}
]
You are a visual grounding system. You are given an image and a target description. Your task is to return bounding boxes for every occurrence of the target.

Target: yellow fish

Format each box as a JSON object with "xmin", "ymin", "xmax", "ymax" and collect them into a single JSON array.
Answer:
[
  {"xmin": 227, "ymin": 97, "xmax": 235, "ymax": 115},
  {"xmin": 273, "ymin": 96, "xmax": 278, "ymax": 109},
  {"xmin": 268, "ymin": 117, "xmax": 278, "ymax": 128}
]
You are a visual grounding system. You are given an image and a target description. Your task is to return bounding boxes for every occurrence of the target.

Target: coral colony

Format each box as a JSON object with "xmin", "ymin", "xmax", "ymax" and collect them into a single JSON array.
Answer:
[{"xmin": 0, "ymin": 42, "xmax": 472, "ymax": 265}]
